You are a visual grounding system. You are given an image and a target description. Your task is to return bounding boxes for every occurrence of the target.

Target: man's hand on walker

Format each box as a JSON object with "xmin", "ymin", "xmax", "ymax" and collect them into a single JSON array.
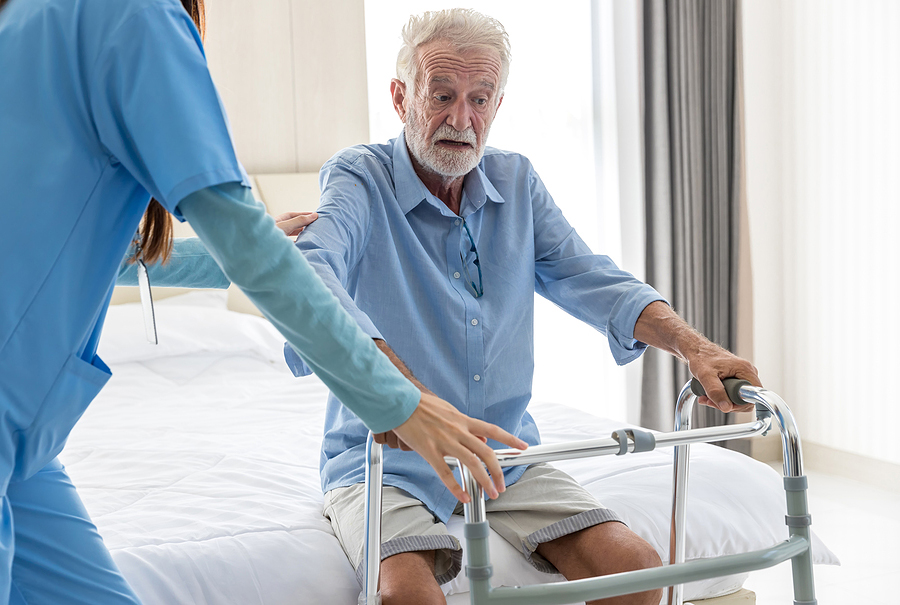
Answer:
[
  {"xmin": 634, "ymin": 301, "xmax": 761, "ymax": 413},
  {"xmin": 386, "ymin": 393, "xmax": 528, "ymax": 503},
  {"xmin": 687, "ymin": 342, "xmax": 760, "ymax": 413},
  {"xmin": 274, "ymin": 211, "xmax": 318, "ymax": 237}
]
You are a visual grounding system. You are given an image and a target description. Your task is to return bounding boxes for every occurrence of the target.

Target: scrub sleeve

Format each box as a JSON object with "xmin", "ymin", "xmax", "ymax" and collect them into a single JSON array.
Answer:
[
  {"xmin": 117, "ymin": 184, "xmax": 425, "ymax": 433},
  {"xmin": 114, "ymin": 190, "xmax": 423, "ymax": 433},
  {"xmin": 117, "ymin": 237, "xmax": 231, "ymax": 289},
  {"xmin": 177, "ymin": 183, "xmax": 420, "ymax": 433}
]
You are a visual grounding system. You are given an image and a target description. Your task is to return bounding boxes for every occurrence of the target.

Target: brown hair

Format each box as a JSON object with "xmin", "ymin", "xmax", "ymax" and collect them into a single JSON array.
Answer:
[{"xmin": 131, "ymin": 0, "xmax": 206, "ymax": 265}]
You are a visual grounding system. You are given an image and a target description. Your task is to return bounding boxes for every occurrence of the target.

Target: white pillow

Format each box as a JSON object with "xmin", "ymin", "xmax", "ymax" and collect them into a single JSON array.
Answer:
[{"xmin": 99, "ymin": 302, "xmax": 285, "ymax": 366}]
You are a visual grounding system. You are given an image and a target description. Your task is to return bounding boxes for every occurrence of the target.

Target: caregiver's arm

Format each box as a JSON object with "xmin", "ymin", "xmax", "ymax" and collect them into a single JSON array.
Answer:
[
  {"xmin": 177, "ymin": 182, "xmax": 525, "ymax": 501},
  {"xmin": 115, "ymin": 213, "xmax": 319, "ymax": 287},
  {"xmin": 116, "ymin": 237, "xmax": 230, "ymax": 288}
]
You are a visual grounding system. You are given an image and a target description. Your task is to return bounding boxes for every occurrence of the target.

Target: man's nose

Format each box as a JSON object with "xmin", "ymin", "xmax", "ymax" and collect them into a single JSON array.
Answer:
[{"xmin": 444, "ymin": 98, "xmax": 473, "ymax": 132}]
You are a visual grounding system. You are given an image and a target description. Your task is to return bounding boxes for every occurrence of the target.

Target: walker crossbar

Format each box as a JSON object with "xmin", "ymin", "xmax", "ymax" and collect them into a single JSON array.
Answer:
[
  {"xmin": 442, "ymin": 418, "xmax": 772, "ymax": 469},
  {"xmin": 359, "ymin": 381, "xmax": 817, "ymax": 605},
  {"xmin": 460, "ymin": 532, "xmax": 808, "ymax": 605}
]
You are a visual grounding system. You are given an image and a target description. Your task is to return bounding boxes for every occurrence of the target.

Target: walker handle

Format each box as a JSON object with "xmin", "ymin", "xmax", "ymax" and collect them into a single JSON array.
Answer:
[{"xmin": 690, "ymin": 377, "xmax": 752, "ymax": 408}]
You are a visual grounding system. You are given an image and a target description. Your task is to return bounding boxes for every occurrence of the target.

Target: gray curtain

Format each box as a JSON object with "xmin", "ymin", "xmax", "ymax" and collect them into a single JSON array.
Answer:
[{"xmin": 639, "ymin": 0, "xmax": 747, "ymax": 450}]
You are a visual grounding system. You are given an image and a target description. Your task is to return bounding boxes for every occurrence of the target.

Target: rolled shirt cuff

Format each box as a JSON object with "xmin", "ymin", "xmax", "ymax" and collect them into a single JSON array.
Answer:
[{"xmin": 607, "ymin": 285, "xmax": 668, "ymax": 366}]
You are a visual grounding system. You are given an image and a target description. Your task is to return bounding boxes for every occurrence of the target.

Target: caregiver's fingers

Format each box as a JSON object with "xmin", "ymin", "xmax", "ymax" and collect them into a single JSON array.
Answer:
[
  {"xmin": 274, "ymin": 211, "xmax": 318, "ymax": 237},
  {"xmin": 373, "ymin": 430, "xmax": 407, "ymax": 450},
  {"xmin": 392, "ymin": 393, "xmax": 526, "ymax": 502},
  {"xmin": 464, "ymin": 417, "xmax": 528, "ymax": 493}
]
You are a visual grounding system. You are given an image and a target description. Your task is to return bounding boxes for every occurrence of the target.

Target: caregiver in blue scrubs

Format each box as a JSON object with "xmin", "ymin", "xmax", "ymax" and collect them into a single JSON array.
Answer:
[{"xmin": 0, "ymin": 0, "xmax": 525, "ymax": 602}]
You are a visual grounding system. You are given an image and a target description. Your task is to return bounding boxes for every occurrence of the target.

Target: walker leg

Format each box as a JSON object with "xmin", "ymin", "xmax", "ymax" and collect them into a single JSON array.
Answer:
[
  {"xmin": 784, "ymin": 475, "xmax": 816, "ymax": 605},
  {"xmin": 460, "ymin": 465, "xmax": 492, "ymax": 605},
  {"xmin": 360, "ymin": 432, "xmax": 384, "ymax": 605},
  {"xmin": 667, "ymin": 381, "xmax": 696, "ymax": 605},
  {"xmin": 745, "ymin": 389, "xmax": 817, "ymax": 605}
]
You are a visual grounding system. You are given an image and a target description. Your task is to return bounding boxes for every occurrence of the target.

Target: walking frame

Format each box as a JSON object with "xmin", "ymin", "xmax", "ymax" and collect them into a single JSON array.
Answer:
[{"xmin": 359, "ymin": 379, "xmax": 817, "ymax": 605}]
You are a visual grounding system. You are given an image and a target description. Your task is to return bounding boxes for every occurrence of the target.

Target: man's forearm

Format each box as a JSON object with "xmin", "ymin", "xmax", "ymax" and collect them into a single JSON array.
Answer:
[
  {"xmin": 633, "ymin": 301, "xmax": 710, "ymax": 364},
  {"xmin": 374, "ymin": 339, "xmax": 435, "ymax": 396}
]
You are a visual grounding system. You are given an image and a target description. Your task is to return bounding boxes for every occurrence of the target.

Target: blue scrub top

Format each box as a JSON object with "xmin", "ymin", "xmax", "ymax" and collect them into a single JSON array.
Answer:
[{"xmin": 0, "ymin": 0, "xmax": 247, "ymax": 487}]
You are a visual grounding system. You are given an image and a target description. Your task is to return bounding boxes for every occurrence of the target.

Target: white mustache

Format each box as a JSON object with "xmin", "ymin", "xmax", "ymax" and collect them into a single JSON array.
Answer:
[{"xmin": 432, "ymin": 124, "xmax": 476, "ymax": 146}]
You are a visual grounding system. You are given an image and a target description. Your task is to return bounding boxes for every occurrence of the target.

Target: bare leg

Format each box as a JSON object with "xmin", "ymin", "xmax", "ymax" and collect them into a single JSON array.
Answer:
[
  {"xmin": 536, "ymin": 522, "xmax": 663, "ymax": 605},
  {"xmin": 380, "ymin": 550, "xmax": 446, "ymax": 605}
]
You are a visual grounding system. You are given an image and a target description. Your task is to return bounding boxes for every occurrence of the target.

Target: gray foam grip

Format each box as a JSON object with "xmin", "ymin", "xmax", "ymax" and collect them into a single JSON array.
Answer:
[{"xmin": 690, "ymin": 377, "xmax": 751, "ymax": 407}]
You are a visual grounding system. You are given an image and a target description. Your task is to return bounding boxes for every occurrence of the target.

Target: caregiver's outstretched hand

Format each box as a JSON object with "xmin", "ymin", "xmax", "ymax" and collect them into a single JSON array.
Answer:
[{"xmin": 390, "ymin": 393, "xmax": 528, "ymax": 504}]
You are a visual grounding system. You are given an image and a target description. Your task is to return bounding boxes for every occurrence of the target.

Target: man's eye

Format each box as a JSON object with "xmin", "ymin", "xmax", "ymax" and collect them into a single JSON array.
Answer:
[
  {"xmin": 473, "ymin": 98, "xmax": 487, "ymax": 106},
  {"xmin": 435, "ymin": 95, "xmax": 451, "ymax": 102}
]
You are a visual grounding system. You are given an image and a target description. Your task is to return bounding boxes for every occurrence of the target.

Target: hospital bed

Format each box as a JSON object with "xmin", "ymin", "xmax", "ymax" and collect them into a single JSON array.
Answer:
[{"xmin": 71, "ymin": 172, "xmax": 837, "ymax": 604}]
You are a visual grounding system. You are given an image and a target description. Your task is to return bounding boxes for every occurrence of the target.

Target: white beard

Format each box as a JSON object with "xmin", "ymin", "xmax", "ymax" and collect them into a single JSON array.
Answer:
[{"xmin": 405, "ymin": 105, "xmax": 487, "ymax": 178}]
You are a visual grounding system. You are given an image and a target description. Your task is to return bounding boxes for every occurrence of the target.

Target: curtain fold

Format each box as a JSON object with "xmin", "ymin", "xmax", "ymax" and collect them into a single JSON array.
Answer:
[{"xmin": 639, "ymin": 0, "xmax": 748, "ymax": 450}]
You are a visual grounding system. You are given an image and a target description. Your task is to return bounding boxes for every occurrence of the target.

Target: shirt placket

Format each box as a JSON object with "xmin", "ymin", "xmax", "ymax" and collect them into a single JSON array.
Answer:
[{"xmin": 446, "ymin": 216, "xmax": 486, "ymax": 419}]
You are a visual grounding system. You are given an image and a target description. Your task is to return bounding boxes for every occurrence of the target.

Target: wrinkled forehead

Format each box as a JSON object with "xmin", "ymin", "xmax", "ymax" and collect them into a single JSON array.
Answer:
[{"xmin": 415, "ymin": 39, "xmax": 502, "ymax": 93}]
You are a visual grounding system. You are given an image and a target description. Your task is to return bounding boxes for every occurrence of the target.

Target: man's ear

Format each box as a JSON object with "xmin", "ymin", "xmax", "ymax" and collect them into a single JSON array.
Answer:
[{"xmin": 391, "ymin": 79, "xmax": 408, "ymax": 122}]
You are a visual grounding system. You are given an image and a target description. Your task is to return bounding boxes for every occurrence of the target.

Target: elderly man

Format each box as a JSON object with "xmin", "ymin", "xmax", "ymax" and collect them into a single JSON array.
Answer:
[{"xmin": 286, "ymin": 8, "xmax": 759, "ymax": 605}]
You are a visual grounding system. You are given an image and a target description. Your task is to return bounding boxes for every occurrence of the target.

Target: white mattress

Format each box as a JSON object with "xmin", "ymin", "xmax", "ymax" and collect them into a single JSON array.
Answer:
[{"xmin": 60, "ymin": 299, "xmax": 837, "ymax": 604}]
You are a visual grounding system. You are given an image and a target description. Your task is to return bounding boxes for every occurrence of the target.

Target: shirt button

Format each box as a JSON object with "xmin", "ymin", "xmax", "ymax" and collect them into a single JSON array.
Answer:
[
  {"xmin": 471, "ymin": 318, "xmax": 478, "ymax": 326},
  {"xmin": 473, "ymin": 374, "xmax": 481, "ymax": 382},
  {"xmin": 453, "ymin": 272, "xmax": 461, "ymax": 279},
  {"xmin": 455, "ymin": 219, "xmax": 461, "ymax": 226}
]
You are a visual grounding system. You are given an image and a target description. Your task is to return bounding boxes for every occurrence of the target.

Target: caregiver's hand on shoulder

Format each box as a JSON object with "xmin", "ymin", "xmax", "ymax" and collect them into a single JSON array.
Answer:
[
  {"xmin": 275, "ymin": 211, "xmax": 318, "ymax": 237},
  {"xmin": 390, "ymin": 393, "xmax": 528, "ymax": 504}
]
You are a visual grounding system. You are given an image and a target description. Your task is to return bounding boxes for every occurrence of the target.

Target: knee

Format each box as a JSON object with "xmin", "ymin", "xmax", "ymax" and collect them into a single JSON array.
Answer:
[
  {"xmin": 602, "ymin": 530, "xmax": 661, "ymax": 576},
  {"xmin": 614, "ymin": 541, "xmax": 663, "ymax": 605},
  {"xmin": 630, "ymin": 539, "xmax": 662, "ymax": 572},
  {"xmin": 381, "ymin": 585, "xmax": 445, "ymax": 605},
  {"xmin": 586, "ymin": 531, "xmax": 663, "ymax": 585},
  {"xmin": 379, "ymin": 551, "xmax": 445, "ymax": 605}
]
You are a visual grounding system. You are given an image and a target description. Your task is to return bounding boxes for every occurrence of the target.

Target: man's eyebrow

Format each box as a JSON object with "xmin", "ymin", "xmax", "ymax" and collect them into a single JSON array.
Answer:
[{"xmin": 428, "ymin": 76, "xmax": 496, "ymax": 90}]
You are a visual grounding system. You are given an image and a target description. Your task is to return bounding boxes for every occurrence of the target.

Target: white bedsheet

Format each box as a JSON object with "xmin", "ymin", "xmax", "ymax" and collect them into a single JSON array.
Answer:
[{"xmin": 59, "ymin": 303, "xmax": 836, "ymax": 604}]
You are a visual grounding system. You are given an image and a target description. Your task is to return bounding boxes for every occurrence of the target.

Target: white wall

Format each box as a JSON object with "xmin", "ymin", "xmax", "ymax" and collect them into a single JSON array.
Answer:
[
  {"xmin": 743, "ymin": 0, "xmax": 900, "ymax": 466},
  {"xmin": 203, "ymin": 0, "xmax": 370, "ymax": 173}
]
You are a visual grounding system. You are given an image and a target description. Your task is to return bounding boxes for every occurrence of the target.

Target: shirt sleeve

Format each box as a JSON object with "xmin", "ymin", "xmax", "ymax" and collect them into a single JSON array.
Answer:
[
  {"xmin": 88, "ymin": 2, "xmax": 248, "ymax": 217},
  {"xmin": 177, "ymin": 182, "xmax": 420, "ymax": 433},
  {"xmin": 530, "ymin": 167, "xmax": 667, "ymax": 365},
  {"xmin": 283, "ymin": 158, "xmax": 385, "ymax": 376},
  {"xmin": 116, "ymin": 238, "xmax": 230, "ymax": 289}
]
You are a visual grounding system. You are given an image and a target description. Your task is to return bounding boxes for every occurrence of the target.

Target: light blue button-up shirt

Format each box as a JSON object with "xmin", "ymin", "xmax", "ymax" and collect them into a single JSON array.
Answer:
[{"xmin": 286, "ymin": 133, "xmax": 665, "ymax": 522}]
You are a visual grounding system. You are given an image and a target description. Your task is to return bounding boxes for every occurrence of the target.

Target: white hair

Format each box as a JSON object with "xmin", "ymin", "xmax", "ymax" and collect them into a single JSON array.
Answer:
[{"xmin": 396, "ymin": 8, "xmax": 511, "ymax": 98}]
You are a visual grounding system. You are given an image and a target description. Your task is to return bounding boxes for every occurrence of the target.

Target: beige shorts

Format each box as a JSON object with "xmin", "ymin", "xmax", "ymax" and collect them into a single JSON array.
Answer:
[{"xmin": 322, "ymin": 463, "xmax": 624, "ymax": 585}]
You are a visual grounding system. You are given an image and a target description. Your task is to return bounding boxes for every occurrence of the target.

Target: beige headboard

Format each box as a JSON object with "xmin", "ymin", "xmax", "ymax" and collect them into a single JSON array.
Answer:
[{"xmin": 110, "ymin": 172, "xmax": 321, "ymax": 315}]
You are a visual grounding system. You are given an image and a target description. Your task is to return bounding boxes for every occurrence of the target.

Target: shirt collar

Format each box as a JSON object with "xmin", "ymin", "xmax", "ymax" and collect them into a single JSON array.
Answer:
[{"xmin": 392, "ymin": 130, "xmax": 506, "ymax": 217}]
